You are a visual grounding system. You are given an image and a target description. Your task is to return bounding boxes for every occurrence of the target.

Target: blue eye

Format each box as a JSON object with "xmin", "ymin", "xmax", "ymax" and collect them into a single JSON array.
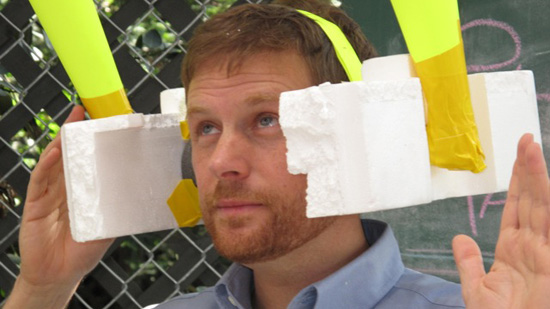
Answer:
[
  {"xmin": 258, "ymin": 115, "xmax": 278, "ymax": 128},
  {"xmin": 201, "ymin": 123, "xmax": 219, "ymax": 135}
]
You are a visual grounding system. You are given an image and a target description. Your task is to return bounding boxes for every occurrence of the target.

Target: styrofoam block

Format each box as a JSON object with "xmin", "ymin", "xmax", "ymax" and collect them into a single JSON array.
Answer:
[
  {"xmin": 432, "ymin": 71, "xmax": 542, "ymax": 200},
  {"xmin": 62, "ymin": 113, "xmax": 183, "ymax": 242},
  {"xmin": 160, "ymin": 88, "xmax": 186, "ymax": 116},
  {"xmin": 362, "ymin": 54, "xmax": 416, "ymax": 81},
  {"xmin": 280, "ymin": 79, "xmax": 432, "ymax": 217},
  {"xmin": 280, "ymin": 60, "xmax": 541, "ymax": 217}
]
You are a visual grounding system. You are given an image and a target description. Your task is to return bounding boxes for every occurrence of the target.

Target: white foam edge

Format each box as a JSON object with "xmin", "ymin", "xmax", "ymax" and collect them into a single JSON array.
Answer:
[
  {"xmin": 160, "ymin": 88, "xmax": 186, "ymax": 116},
  {"xmin": 62, "ymin": 113, "xmax": 184, "ymax": 242}
]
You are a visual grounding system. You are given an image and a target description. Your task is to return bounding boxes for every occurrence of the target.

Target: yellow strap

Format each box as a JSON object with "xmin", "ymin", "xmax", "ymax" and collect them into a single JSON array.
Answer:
[
  {"xmin": 167, "ymin": 179, "xmax": 202, "ymax": 227},
  {"xmin": 297, "ymin": 10, "xmax": 362, "ymax": 82},
  {"xmin": 29, "ymin": 0, "xmax": 125, "ymax": 98},
  {"xmin": 390, "ymin": 0, "xmax": 460, "ymax": 63}
]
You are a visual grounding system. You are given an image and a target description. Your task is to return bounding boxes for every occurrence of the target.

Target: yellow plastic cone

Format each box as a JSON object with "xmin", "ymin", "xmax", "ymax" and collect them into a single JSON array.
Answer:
[
  {"xmin": 391, "ymin": 0, "xmax": 486, "ymax": 172},
  {"xmin": 29, "ymin": 0, "xmax": 132, "ymax": 119}
]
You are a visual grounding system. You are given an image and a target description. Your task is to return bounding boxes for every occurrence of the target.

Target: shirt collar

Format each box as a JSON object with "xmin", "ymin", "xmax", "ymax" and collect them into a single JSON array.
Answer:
[
  {"xmin": 298, "ymin": 220, "xmax": 405, "ymax": 308},
  {"xmin": 214, "ymin": 219, "xmax": 404, "ymax": 309},
  {"xmin": 215, "ymin": 264, "xmax": 254, "ymax": 308}
]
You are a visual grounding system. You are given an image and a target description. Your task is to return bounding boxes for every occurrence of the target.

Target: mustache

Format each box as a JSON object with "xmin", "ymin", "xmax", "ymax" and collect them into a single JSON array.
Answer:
[{"xmin": 206, "ymin": 181, "xmax": 271, "ymax": 206}]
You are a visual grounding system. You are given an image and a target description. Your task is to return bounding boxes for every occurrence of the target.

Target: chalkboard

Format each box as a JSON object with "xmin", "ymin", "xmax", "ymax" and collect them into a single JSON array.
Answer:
[{"xmin": 343, "ymin": 0, "xmax": 550, "ymax": 282}]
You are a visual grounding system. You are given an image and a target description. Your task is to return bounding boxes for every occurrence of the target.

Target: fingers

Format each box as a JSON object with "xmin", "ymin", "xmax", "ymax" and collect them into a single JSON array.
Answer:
[
  {"xmin": 517, "ymin": 134, "xmax": 534, "ymax": 229},
  {"xmin": 453, "ymin": 234, "xmax": 485, "ymax": 302},
  {"xmin": 502, "ymin": 133, "xmax": 550, "ymax": 239},
  {"xmin": 501, "ymin": 161, "xmax": 520, "ymax": 230},
  {"xmin": 41, "ymin": 105, "xmax": 86, "ymax": 158},
  {"xmin": 25, "ymin": 106, "xmax": 85, "ymax": 204},
  {"xmin": 525, "ymin": 142, "xmax": 550, "ymax": 238},
  {"xmin": 501, "ymin": 134, "xmax": 533, "ymax": 230},
  {"xmin": 26, "ymin": 147, "xmax": 62, "ymax": 203}
]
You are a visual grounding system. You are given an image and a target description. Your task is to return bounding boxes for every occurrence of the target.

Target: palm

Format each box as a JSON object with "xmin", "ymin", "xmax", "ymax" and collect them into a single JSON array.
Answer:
[{"xmin": 453, "ymin": 133, "xmax": 550, "ymax": 308}]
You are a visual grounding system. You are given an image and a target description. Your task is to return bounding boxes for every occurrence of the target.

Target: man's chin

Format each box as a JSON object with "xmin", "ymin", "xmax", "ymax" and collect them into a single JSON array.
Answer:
[{"xmin": 207, "ymin": 220, "xmax": 280, "ymax": 264}]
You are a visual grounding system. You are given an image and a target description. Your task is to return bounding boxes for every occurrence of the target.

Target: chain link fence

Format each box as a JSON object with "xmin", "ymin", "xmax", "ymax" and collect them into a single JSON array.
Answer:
[{"xmin": 0, "ymin": 0, "xmax": 266, "ymax": 307}]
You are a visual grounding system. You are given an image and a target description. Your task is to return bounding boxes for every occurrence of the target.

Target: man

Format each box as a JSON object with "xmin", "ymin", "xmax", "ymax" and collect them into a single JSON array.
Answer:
[{"xmin": 6, "ymin": 0, "xmax": 550, "ymax": 308}]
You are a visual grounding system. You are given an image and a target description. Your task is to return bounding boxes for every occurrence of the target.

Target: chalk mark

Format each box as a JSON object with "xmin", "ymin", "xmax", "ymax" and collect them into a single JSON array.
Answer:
[
  {"xmin": 468, "ymin": 195, "xmax": 477, "ymax": 236},
  {"xmin": 537, "ymin": 93, "xmax": 550, "ymax": 102},
  {"xmin": 467, "ymin": 194, "xmax": 506, "ymax": 236},
  {"xmin": 462, "ymin": 19, "xmax": 522, "ymax": 72},
  {"xmin": 479, "ymin": 193, "xmax": 506, "ymax": 219}
]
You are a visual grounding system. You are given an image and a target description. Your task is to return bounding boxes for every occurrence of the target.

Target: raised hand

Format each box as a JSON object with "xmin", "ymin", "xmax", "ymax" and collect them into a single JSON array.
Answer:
[
  {"xmin": 453, "ymin": 133, "xmax": 550, "ymax": 308},
  {"xmin": 5, "ymin": 106, "xmax": 114, "ymax": 309}
]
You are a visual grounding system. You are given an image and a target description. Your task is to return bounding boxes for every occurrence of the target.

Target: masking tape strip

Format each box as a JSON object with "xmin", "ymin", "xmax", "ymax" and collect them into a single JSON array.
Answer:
[
  {"xmin": 80, "ymin": 88, "xmax": 133, "ymax": 119},
  {"xmin": 180, "ymin": 121, "xmax": 190, "ymax": 140},
  {"xmin": 415, "ymin": 30, "xmax": 486, "ymax": 172},
  {"xmin": 167, "ymin": 179, "xmax": 202, "ymax": 227},
  {"xmin": 297, "ymin": 10, "xmax": 362, "ymax": 82}
]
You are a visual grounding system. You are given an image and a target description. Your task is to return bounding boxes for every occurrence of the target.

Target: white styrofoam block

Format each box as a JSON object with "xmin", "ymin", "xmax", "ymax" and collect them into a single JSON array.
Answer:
[
  {"xmin": 485, "ymin": 71, "xmax": 542, "ymax": 187},
  {"xmin": 281, "ymin": 61, "xmax": 542, "ymax": 217},
  {"xmin": 362, "ymin": 54, "xmax": 416, "ymax": 81},
  {"xmin": 280, "ymin": 79, "xmax": 432, "ymax": 217},
  {"xmin": 160, "ymin": 88, "xmax": 186, "ymax": 116},
  {"xmin": 359, "ymin": 79, "xmax": 432, "ymax": 211},
  {"xmin": 62, "ymin": 113, "xmax": 183, "ymax": 242}
]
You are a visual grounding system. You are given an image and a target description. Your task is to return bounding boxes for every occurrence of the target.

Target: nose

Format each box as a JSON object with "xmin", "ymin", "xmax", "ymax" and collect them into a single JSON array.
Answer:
[{"xmin": 208, "ymin": 130, "xmax": 251, "ymax": 181}]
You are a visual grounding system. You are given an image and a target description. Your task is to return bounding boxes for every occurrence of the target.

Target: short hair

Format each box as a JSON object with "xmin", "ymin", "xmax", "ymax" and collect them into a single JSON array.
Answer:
[{"xmin": 180, "ymin": 0, "xmax": 377, "ymax": 90}]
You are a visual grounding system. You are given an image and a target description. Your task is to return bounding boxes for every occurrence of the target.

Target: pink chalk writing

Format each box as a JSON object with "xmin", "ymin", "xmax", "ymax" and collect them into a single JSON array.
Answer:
[
  {"xmin": 468, "ymin": 196, "xmax": 477, "ymax": 236},
  {"xmin": 479, "ymin": 193, "xmax": 506, "ymax": 219},
  {"xmin": 461, "ymin": 19, "xmax": 522, "ymax": 72},
  {"xmin": 467, "ymin": 194, "xmax": 506, "ymax": 236},
  {"xmin": 538, "ymin": 93, "xmax": 550, "ymax": 102}
]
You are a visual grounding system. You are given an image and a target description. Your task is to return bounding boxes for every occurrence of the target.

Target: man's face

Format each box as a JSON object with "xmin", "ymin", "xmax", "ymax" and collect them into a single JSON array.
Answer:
[{"xmin": 187, "ymin": 51, "xmax": 336, "ymax": 264}]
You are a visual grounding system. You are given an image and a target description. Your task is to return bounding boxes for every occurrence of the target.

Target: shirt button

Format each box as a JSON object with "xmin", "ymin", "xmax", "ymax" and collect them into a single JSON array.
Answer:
[{"xmin": 228, "ymin": 296, "xmax": 238, "ymax": 306}]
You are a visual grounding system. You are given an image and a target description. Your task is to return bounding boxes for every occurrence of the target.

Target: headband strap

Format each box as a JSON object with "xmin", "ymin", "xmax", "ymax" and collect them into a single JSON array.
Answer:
[{"xmin": 297, "ymin": 10, "xmax": 362, "ymax": 82}]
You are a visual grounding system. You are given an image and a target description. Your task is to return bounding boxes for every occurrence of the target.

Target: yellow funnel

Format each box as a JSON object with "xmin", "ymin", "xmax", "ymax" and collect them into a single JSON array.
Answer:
[
  {"xmin": 391, "ymin": 0, "xmax": 486, "ymax": 172},
  {"xmin": 29, "ymin": 0, "xmax": 132, "ymax": 119}
]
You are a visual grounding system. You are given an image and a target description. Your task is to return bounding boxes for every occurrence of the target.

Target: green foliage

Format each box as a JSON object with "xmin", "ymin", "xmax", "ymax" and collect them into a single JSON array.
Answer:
[
  {"xmin": 192, "ymin": 0, "xmax": 239, "ymax": 17},
  {"xmin": 0, "ymin": 0, "xmax": 9, "ymax": 10},
  {"xmin": 35, "ymin": 111, "xmax": 61, "ymax": 140}
]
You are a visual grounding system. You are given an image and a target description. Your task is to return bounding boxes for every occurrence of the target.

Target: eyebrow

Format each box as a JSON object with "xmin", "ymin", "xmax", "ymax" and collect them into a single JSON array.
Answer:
[
  {"xmin": 243, "ymin": 93, "xmax": 280, "ymax": 106},
  {"xmin": 186, "ymin": 93, "xmax": 280, "ymax": 118},
  {"xmin": 186, "ymin": 105, "xmax": 208, "ymax": 118}
]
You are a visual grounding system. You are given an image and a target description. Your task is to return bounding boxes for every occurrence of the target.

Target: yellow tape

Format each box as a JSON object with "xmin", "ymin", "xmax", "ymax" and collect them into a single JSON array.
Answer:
[
  {"xmin": 180, "ymin": 121, "xmax": 190, "ymax": 140},
  {"xmin": 390, "ymin": 0, "xmax": 486, "ymax": 172},
  {"xmin": 415, "ymin": 27, "xmax": 486, "ymax": 172},
  {"xmin": 297, "ymin": 10, "xmax": 362, "ymax": 82},
  {"xmin": 29, "ymin": 0, "xmax": 124, "ymax": 98},
  {"xmin": 80, "ymin": 88, "xmax": 133, "ymax": 119},
  {"xmin": 390, "ymin": 0, "xmax": 460, "ymax": 63},
  {"xmin": 167, "ymin": 179, "xmax": 202, "ymax": 227}
]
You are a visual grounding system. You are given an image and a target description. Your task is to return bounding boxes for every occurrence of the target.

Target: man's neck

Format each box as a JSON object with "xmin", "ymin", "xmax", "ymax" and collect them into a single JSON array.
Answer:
[{"xmin": 248, "ymin": 216, "xmax": 368, "ymax": 309}]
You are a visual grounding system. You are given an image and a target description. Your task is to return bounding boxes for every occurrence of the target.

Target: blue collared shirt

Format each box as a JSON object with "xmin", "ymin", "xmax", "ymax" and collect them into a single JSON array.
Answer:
[{"xmin": 155, "ymin": 220, "xmax": 465, "ymax": 308}]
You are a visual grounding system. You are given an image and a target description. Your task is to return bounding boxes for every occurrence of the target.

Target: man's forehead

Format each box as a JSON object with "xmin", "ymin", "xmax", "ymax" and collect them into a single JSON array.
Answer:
[{"xmin": 186, "ymin": 92, "xmax": 280, "ymax": 116}]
